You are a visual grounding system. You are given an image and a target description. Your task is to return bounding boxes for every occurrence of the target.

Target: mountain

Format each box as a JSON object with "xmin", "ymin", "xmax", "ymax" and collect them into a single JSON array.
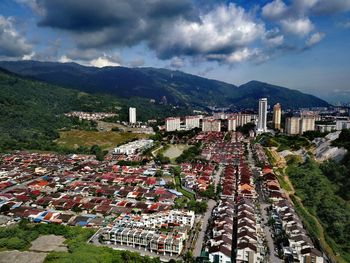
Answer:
[
  {"xmin": 0, "ymin": 67, "xmax": 189, "ymax": 152},
  {"xmin": 0, "ymin": 60, "xmax": 329, "ymax": 109}
]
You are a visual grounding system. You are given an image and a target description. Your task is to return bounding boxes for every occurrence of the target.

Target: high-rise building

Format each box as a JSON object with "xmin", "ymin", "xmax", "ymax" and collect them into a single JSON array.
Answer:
[
  {"xmin": 228, "ymin": 118, "xmax": 237, "ymax": 131},
  {"xmin": 285, "ymin": 116, "xmax": 316, "ymax": 135},
  {"xmin": 299, "ymin": 116, "xmax": 315, "ymax": 134},
  {"xmin": 273, "ymin": 103, "xmax": 282, "ymax": 130},
  {"xmin": 257, "ymin": 98, "xmax": 268, "ymax": 133},
  {"xmin": 129, "ymin": 107, "xmax": 136, "ymax": 124},
  {"xmin": 185, "ymin": 116, "xmax": 200, "ymax": 130},
  {"xmin": 285, "ymin": 117, "xmax": 300, "ymax": 135},
  {"xmin": 202, "ymin": 118, "xmax": 221, "ymax": 132},
  {"xmin": 166, "ymin": 117, "xmax": 181, "ymax": 131}
]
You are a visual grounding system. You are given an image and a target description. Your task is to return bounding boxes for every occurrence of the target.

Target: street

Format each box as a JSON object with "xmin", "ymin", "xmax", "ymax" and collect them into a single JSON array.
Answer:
[{"xmin": 193, "ymin": 199, "xmax": 216, "ymax": 257}]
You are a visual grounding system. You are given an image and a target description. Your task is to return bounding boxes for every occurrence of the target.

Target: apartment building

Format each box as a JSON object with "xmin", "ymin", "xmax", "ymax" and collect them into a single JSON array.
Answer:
[
  {"xmin": 273, "ymin": 103, "xmax": 282, "ymax": 130},
  {"xmin": 202, "ymin": 118, "xmax": 221, "ymax": 132},
  {"xmin": 228, "ymin": 118, "xmax": 237, "ymax": 131},
  {"xmin": 185, "ymin": 116, "xmax": 200, "ymax": 130},
  {"xmin": 166, "ymin": 117, "xmax": 181, "ymax": 132}
]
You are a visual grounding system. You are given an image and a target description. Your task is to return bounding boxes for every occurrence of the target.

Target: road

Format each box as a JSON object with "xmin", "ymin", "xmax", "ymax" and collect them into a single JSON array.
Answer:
[
  {"xmin": 193, "ymin": 199, "xmax": 216, "ymax": 257},
  {"xmin": 248, "ymin": 141, "xmax": 283, "ymax": 263},
  {"xmin": 260, "ymin": 203, "xmax": 283, "ymax": 263},
  {"xmin": 213, "ymin": 165, "xmax": 223, "ymax": 191}
]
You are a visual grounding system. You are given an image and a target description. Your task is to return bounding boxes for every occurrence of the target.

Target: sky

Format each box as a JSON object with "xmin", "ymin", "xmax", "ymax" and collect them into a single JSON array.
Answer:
[{"xmin": 0, "ymin": 0, "xmax": 350, "ymax": 102}]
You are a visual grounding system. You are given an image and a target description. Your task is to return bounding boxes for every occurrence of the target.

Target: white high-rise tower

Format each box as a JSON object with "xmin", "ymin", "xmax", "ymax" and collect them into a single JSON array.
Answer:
[
  {"xmin": 257, "ymin": 98, "xmax": 267, "ymax": 133},
  {"xmin": 129, "ymin": 107, "xmax": 136, "ymax": 124}
]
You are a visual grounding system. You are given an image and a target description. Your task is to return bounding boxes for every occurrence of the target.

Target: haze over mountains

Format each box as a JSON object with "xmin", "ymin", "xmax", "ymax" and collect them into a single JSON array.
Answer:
[{"xmin": 0, "ymin": 60, "xmax": 329, "ymax": 109}]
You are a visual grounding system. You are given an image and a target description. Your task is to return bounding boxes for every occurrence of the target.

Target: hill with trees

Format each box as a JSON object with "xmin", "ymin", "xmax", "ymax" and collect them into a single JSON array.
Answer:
[
  {"xmin": 0, "ymin": 60, "xmax": 329, "ymax": 109},
  {"xmin": 0, "ymin": 68, "xmax": 187, "ymax": 152}
]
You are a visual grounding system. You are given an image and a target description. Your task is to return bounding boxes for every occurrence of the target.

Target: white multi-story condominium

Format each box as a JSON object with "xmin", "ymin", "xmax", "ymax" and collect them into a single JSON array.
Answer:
[
  {"xmin": 273, "ymin": 103, "xmax": 282, "ymax": 130},
  {"xmin": 336, "ymin": 120, "xmax": 350, "ymax": 130},
  {"xmin": 235, "ymin": 113, "xmax": 257, "ymax": 127},
  {"xmin": 228, "ymin": 118, "xmax": 237, "ymax": 131},
  {"xmin": 166, "ymin": 117, "xmax": 181, "ymax": 131},
  {"xmin": 129, "ymin": 107, "xmax": 137, "ymax": 124},
  {"xmin": 299, "ymin": 116, "xmax": 315, "ymax": 134},
  {"xmin": 202, "ymin": 118, "xmax": 221, "ymax": 132},
  {"xmin": 185, "ymin": 116, "xmax": 200, "ymax": 130},
  {"xmin": 114, "ymin": 139, "xmax": 154, "ymax": 155},
  {"xmin": 257, "ymin": 98, "xmax": 268, "ymax": 133},
  {"xmin": 285, "ymin": 117, "xmax": 301, "ymax": 135}
]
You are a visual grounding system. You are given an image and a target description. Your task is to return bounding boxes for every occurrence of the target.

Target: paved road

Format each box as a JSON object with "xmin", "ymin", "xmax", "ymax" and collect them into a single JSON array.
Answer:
[
  {"xmin": 248, "ymin": 141, "xmax": 282, "ymax": 263},
  {"xmin": 260, "ymin": 203, "xmax": 283, "ymax": 263},
  {"xmin": 213, "ymin": 165, "xmax": 223, "ymax": 191},
  {"xmin": 193, "ymin": 199, "xmax": 216, "ymax": 257}
]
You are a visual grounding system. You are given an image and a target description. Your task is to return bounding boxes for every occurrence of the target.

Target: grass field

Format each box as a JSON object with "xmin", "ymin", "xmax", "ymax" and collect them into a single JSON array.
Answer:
[{"xmin": 56, "ymin": 130, "xmax": 149, "ymax": 150}]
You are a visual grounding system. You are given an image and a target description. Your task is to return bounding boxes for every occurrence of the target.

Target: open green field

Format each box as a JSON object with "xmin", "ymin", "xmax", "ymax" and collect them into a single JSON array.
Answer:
[{"xmin": 55, "ymin": 130, "xmax": 149, "ymax": 150}]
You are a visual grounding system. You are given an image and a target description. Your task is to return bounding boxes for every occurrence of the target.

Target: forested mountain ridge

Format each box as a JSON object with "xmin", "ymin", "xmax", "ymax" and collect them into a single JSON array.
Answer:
[{"xmin": 0, "ymin": 60, "xmax": 329, "ymax": 109}]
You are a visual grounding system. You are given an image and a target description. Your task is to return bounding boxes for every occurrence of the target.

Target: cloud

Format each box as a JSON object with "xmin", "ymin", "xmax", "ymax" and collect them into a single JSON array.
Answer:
[
  {"xmin": 128, "ymin": 58, "xmax": 145, "ymax": 67},
  {"xmin": 306, "ymin": 32, "xmax": 325, "ymax": 46},
  {"xmin": 262, "ymin": 0, "xmax": 288, "ymax": 20},
  {"xmin": 281, "ymin": 17, "xmax": 314, "ymax": 36},
  {"xmin": 312, "ymin": 0, "xmax": 350, "ymax": 15},
  {"xmin": 339, "ymin": 20, "xmax": 350, "ymax": 28},
  {"xmin": 33, "ymin": 1, "xmax": 266, "ymax": 64},
  {"xmin": 264, "ymin": 28, "xmax": 285, "ymax": 46},
  {"xmin": 0, "ymin": 16, "xmax": 32, "ymax": 58},
  {"xmin": 153, "ymin": 4, "xmax": 265, "ymax": 62},
  {"xmin": 90, "ymin": 56, "xmax": 121, "ymax": 68},
  {"xmin": 170, "ymin": 57, "xmax": 185, "ymax": 68}
]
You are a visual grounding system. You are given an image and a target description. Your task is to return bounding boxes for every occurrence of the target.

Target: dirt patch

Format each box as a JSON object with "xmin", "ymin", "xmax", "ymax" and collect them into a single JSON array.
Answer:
[
  {"xmin": 163, "ymin": 144, "xmax": 189, "ymax": 160},
  {"xmin": 29, "ymin": 235, "xmax": 67, "ymax": 252},
  {"xmin": 0, "ymin": 251, "xmax": 47, "ymax": 263}
]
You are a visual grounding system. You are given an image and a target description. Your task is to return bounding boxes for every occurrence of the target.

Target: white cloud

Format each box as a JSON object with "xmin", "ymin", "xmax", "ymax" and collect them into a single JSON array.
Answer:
[
  {"xmin": 89, "ymin": 56, "xmax": 121, "ymax": 68},
  {"xmin": 22, "ymin": 52, "xmax": 35, "ymax": 60},
  {"xmin": 0, "ymin": 15, "xmax": 32, "ymax": 58},
  {"xmin": 306, "ymin": 32, "xmax": 325, "ymax": 46},
  {"xmin": 281, "ymin": 17, "xmax": 314, "ymax": 36},
  {"xmin": 170, "ymin": 57, "xmax": 185, "ymax": 68},
  {"xmin": 58, "ymin": 55, "xmax": 73, "ymax": 63},
  {"xmin": 157, "ymin": 4, "xmax": 265, "ymax": 59},
  {"xmin": 262, "ymin": 0, "xmax": 288, "ymax": 20}
]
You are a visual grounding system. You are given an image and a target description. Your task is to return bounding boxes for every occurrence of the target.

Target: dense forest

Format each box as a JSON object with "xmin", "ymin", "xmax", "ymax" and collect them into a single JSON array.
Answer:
[
  {"xmin": 287, "ymin": 157, "xmax": 350, "ymax": 262},
  {"xmin": 0, "ymin": 68, "xmax": 190, "ymax": 153}
]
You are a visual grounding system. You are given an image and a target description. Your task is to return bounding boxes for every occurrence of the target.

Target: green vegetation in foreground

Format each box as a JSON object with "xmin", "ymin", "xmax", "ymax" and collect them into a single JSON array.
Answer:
[
  {"xmin": 0, "ymin": 221, "xmax": 161, "ymax": 263},
  {"xmin": 286, "ymin": 158, "xmax": 350, "ymax": 262},
  {"xmin": 56, "ymin": 130, "xmax": 148, "ymax": 151}
]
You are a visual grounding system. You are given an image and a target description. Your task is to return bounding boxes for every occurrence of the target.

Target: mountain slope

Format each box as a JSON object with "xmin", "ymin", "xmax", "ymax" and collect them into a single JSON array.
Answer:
[
  {"xmin": 0, "ymin": 60, "xmax": 329, "ymax": 109},
  {"xmin": 0, "ymin": 67, "xmax": 124, "ymax": 151},
  {"xmin": 236, "ymin": 81, "xmax": 329, "ymax": 108}
]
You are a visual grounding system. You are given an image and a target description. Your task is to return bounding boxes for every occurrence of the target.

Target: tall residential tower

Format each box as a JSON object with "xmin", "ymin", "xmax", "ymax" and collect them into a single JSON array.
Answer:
[
  {"xmin": 273, "ymin": 103, "xmax": 282, "ymax": 130},
  {"xmin": 257, "ymin": 98, "xmax": 268, "ymax": 133},
  {"xmin": 129, "ymin": 107, "xmax": 136, "ymax": 124}
]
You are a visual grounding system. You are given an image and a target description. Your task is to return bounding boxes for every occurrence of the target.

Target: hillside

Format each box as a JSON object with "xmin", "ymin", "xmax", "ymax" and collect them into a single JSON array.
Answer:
[
  {"xmin": 0, "ymin": 60, "xmax": 329, "ymax": 109},
  {"xmin": 0, "ymin": 68, "xmax": 185, "ymax": 152}
]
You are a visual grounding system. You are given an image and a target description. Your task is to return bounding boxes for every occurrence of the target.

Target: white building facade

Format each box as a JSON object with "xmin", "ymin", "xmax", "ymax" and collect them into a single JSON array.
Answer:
[
  {"xmin": 257, "ymin": 98, "xmax": 268, "ymax": 133},
  {"xmin": 129, "ymin": 107, "xmax": 137, "ymax": 124}
]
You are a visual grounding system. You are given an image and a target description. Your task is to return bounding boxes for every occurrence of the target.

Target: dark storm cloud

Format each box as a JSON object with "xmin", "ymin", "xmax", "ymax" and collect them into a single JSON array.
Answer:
[
  {"xmin": 33, "ymin": 0, "xmax": 267, "ymax": 64},
  {"xmin": 36, "ymin": 0, "xmax": 195, "ymax": 46}
]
